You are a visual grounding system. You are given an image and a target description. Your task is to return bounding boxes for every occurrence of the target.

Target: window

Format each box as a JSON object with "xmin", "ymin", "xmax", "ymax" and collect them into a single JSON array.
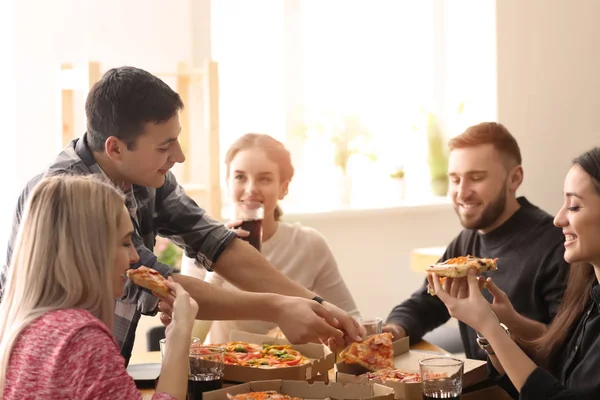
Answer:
[{"xmin": 212, "ymin": 0, "xmax": 496, "ymax": 213}]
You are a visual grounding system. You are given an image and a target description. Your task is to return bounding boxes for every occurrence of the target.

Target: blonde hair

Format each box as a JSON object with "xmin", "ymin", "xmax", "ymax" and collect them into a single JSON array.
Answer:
[
  {"xmin": 0, "ymin": 175, "xmax": 126, "ymax": 391},
  {"xmin": 224, "ymin": 133, "xmax": 294, "ymax": 221}
]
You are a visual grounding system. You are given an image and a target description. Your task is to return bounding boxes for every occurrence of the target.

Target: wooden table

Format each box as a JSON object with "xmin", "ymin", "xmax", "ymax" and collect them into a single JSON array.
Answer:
[{"xmin": 135, "ymin": 340, "xmax": 449, "ymax": 398}]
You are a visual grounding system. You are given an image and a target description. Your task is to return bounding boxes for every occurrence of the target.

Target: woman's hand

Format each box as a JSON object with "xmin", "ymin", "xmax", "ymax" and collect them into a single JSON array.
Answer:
[
  {"xmin": 485, "ymin": 277, "xmax": 518, "ymax": 326},
  {"xmin": 429, "ymin": 270, "xmax": 497, "ymax": 332},
  {"xmin": 225, "ymin": 220, "xmax": 250, "ymax": 238},
  {"xmin": 164, "ymin": 278, "xmax": 198, "ymax": 337}
]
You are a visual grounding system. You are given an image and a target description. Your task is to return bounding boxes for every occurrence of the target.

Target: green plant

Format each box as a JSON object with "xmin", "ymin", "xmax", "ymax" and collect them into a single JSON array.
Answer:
[
  {"xmin": 413, "ymin": 103, "xmax": 464, "ymax": 196},
  {"xmin": 425, "ymin": 112, "xmax": 448, "ymax": 181},
  {"xmin": 154, "ymin": 236, "xmax": 183, "ymax": 271}
]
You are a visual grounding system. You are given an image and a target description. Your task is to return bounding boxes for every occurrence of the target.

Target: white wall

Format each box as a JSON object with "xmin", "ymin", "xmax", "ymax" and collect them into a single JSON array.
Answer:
[
  {"xmin": 496, "ymin": 0, "xmax": 600, "ymax": 215},
  {"xmin": 13, "ymin": 0, "xmax": 195, "ymax": 186},
  {"xmin": 0, "ymin": 0, "xmax": 17, "ymax": 262},
  {"xmin": 4, "ymin": 0, "xmax": 207, "ymax": 259}
]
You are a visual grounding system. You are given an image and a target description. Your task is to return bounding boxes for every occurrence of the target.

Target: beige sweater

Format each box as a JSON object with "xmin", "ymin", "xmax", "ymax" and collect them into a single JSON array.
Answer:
[{"xmin": 182, "ymin": 221, "xmax": 360, "ymax": 344}]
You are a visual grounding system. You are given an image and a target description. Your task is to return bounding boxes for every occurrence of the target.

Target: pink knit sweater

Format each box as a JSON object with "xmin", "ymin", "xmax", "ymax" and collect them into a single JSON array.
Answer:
[{"xmin": 2, "ymin": 308, "xmax": 174, "ymax": 400}]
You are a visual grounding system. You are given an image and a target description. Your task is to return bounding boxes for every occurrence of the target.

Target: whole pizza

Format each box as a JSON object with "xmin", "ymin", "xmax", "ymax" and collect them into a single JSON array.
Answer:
[{"xmin": 200, "ymin": 342, "xmax": 309, "ymax": 369}]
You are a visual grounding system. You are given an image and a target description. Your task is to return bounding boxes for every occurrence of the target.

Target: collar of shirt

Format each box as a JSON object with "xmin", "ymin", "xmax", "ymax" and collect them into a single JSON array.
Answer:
[{"xmin": 95, "ymin": 164, "xmax": 138, "ymax": 220}]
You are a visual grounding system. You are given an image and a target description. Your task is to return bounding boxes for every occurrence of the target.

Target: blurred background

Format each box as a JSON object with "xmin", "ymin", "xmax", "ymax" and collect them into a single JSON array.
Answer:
[{"xmin": 1, "ymin": 0, "xmax": 599, "ymax": 353}]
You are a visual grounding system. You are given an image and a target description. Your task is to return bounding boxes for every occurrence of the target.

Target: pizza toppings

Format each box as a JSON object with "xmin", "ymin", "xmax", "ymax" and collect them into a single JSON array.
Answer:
[
  {"xmin": 126, "ymin": 266, "xmax": 170, "ymax": 298},
  {"xmin": 361, "ymin": 368, "xmax": 421, "ymax": 383},
  {"xmin": 202, "ymin": 341, "xmax": 310, "ymax": 369},
  {"xmin": 339, "ymin": 332, "xmax": 395, "ymax": 371},
  {"xmin": 227, "ymin": 391, "xmax": 302, "ymax": 400},
  {"xmin": 426, "ymin": 255, "xmax": 498, "ymax": 295}
]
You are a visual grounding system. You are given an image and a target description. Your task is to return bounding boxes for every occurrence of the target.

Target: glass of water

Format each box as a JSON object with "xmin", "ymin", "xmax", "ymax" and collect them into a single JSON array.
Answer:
[
  {"xmin": 419, "ymin": 357, "xmax": 464, "ymax": 399},
  {"xmin": 357, "ymin": 316, "xmax": 383, "ymax": 337},
  {"xmin": 159, "ymin": 336, "xmax": 201, "ymax": 359}
]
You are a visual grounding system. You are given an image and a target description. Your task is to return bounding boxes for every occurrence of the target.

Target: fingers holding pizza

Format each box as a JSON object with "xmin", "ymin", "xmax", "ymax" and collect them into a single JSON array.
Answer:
[
  {"xmin": 126, "ymin": 266, "xmax": 183, "ymax": 327},
  {"xmin": 430, "ymin": 270, "xmax": 498, "ymax": 332},
  {"xmin": 158, "ymin": 300, "xmax": 174, "ymax": 327},
  {"xmin": 166, "ymin": 279, "xmax": 199, "ymax": 332}
]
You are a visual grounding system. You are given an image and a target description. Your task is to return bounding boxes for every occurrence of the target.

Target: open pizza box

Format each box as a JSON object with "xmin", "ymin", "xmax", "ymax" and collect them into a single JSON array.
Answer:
[
  {"xmin": 336, "ymin": 337, "xmax": 488, "ymax": 400},
  {"xmin": 204, "ymin": 379, "xmax": 395, "ymax": 400},
  {"xmin": 217, "ymin": 330, "xmax": 335, "ymax": 383}
]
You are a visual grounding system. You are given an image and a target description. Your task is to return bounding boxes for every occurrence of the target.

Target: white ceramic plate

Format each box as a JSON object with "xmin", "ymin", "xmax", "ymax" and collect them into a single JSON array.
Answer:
[{"xmin": 127, "ymin": 363, "xmax": 161, "ymax": 382}]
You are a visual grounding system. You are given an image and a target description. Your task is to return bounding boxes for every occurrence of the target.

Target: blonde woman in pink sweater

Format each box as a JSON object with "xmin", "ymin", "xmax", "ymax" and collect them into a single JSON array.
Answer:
[{"xmin": 0, "ymin": 175, "xmax": 197, "ymax": 400}]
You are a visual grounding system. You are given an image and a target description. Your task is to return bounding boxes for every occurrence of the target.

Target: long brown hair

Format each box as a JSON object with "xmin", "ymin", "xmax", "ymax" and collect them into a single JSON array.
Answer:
[
  {"xmin": 528, "ymin": 147, "xmax": 600, "ymax": 367},
  {"xmin": 224, "ymin": 133, "xmax": 294, "ymax": 221}
]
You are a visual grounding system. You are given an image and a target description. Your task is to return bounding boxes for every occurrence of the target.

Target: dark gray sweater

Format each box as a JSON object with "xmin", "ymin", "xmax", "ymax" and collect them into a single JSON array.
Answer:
[{"xmin": 386, "ymin": 197, "xmax": 569, "ymax": 360}]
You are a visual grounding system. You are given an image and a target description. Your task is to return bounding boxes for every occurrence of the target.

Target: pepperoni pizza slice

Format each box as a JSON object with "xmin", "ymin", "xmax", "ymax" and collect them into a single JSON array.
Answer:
[
  {"xmin": 339, "ymin": 332, "xmax": 394, "ymax": 371},
  {"xmin": 126, "ymin": 266, "xmax": 170, "ymax": 298}
]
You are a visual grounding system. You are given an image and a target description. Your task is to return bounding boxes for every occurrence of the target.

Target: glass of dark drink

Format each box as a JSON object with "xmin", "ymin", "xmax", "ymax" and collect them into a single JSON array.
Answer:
[
  {"xmin": 187, "ymin": 345, "xmax": 225, "ymax": 400},
  {"xmin": 232, "ymin": 201, "xmax": 264, "ymax": 252},
  {"xmin": 419, "ymin": 357, "xmax": 464, "ymax": 399}
]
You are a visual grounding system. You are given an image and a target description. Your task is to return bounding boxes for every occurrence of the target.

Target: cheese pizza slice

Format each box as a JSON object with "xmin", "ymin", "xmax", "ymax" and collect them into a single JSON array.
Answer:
[
  {"xmin": 126, "ymin": 266, "xmax": 170, "ymax": 298},
  {"xmin": 426, "ymin": 255, "xmax": 498, "ymax": 295},
  {"xmin": 339, "ymin": 332, "xmax": 394, "ymax": 371}
]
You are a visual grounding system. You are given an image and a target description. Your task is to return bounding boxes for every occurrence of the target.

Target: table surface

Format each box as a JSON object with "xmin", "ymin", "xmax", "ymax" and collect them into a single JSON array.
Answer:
[{"xmin": 135, "ymin": 340, "xmax": 449, "ymax": 398}]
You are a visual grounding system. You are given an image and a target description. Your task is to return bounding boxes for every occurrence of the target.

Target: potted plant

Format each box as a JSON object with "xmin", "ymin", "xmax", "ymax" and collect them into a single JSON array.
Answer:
[
  {"xmin": 414, "ymin": 103, "xmax": 464, "ymax": 197},
  {"xmin": 425, "ymin": 113, "xmax": 449, "ymax": 197}
]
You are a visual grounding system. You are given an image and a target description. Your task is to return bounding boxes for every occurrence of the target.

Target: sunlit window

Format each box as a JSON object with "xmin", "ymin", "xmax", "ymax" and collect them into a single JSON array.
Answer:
[{"xmin": 212, "ymin": 0, "xmax": 496, "ymax": 213}]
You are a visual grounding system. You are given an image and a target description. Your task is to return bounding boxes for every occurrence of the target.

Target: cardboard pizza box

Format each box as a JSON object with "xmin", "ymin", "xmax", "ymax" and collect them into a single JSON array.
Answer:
[
  {"xmin": 336, "ymin": 337, "xmax": 488, "ymax": 400},
  {"xmin": 212, "ymin": 330, "xmax": 335, "ymax": 383},
  {"xmin": 203, "ymin": 379, "xmax": 395, "ymax": 400}
]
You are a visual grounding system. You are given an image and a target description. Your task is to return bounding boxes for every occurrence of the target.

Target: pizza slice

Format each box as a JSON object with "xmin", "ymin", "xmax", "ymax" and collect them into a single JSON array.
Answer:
[
  {"xmin": 426, "ymin": 255, "xmax": 498, "ymax": 295},
  {"xmin": 339, "ymin": 332, "xmax": 394, "ymax": 371},
  {"xmin": 126, "ymin": 266, "xmax": 170, "ymax": 298}
]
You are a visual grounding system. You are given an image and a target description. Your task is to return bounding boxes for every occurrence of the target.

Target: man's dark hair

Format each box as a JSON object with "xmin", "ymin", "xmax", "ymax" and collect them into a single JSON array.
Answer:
[{"xmin": 85, "ymin": 66, "xmax": 184, "ymax": 152}]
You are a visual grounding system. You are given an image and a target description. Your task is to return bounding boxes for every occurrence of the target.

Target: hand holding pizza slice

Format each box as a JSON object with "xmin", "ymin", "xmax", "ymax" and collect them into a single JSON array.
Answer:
[
  {"xmin": 425, "ymin": 255, "xmax": 498, "ymax": 295},
  {"xmin": 126, "ymin": 266, "xmax": 171, "ymax": 298}
]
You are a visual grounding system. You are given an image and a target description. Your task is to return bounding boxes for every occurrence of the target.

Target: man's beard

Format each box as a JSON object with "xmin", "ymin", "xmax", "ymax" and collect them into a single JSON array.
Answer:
[{"xmin": 455, "ymin": 184, "xmax": 508, "ymax": 231}]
